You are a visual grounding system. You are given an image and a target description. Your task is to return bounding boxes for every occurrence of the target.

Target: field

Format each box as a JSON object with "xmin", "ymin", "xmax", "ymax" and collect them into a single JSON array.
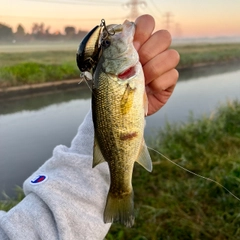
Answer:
[
  {"xmin": 0, "ymin": 42, "xmax": 240, "ymax": 88},
  {"xmin": 1, "ymin": 100, "xmax": 240, "ymax": 239}
]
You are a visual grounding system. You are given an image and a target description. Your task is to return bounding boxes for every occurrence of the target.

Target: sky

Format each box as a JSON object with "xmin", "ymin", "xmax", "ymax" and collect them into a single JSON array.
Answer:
[{"xmin": 0, "ymin": 0, "xmax": 240, "ymax": 38}]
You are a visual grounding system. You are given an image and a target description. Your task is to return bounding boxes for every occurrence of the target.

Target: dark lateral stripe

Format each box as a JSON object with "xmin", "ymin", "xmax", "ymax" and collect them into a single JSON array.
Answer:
[{"xmin": 120, "ymin": 132, "xmax": 138, "ymax": 141}]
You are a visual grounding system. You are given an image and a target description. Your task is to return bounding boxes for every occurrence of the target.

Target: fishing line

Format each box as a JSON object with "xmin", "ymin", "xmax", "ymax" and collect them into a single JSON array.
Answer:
[
  {"xmin": 78, "ymin": 72, "xmax": 93, "ymax": 94},
  {"xmin": 147, "ymin": 146, "xmax": 240, "ymax": 202}
]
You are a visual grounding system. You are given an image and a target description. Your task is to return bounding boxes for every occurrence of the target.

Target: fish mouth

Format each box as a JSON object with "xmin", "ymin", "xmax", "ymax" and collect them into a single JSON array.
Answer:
[{"xmin": 117, "ymin": 65, "xmax": 136, "ymax": 80}]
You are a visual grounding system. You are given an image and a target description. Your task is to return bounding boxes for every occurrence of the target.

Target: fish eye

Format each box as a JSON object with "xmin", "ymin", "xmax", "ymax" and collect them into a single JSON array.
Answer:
[{"xmin": 101, "ymin": 39, "xmax": 111, "ymax": 48}]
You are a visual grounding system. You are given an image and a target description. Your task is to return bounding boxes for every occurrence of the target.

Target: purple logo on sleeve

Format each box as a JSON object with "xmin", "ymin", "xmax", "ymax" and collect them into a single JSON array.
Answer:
[{"xmin": 30, "ymin": 174, "xmax": 48, "ymax": 185}]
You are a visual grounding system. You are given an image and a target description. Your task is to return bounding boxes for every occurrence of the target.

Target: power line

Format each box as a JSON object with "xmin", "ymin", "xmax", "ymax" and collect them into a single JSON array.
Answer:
[
  {"xmin": 149, "ymin": 0, "xmax": 162, "ymax": 15},
  {"xmin": 24, "ymin": 0, "xmax": 123, "ymax": 5},
  {"xmin": 0, "ymin": 15, "xmax": 124, "ymax": 22},
  {"xmin": 147, "ymin": 0, "xmax": 161, "ymax": 23}
]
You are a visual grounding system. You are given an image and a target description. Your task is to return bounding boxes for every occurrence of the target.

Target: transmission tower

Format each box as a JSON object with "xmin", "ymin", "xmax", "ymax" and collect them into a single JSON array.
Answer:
[
  {"xmin": 162, "ymin": 11, "xmax": 174, "ymax": 30},
  {"xmin": 125, "ymin": 0, "xmax": 146, "ymax": 20}
]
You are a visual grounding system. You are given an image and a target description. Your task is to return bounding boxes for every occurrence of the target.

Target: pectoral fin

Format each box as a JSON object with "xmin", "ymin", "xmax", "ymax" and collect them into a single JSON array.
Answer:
[
  {"xmin": 143, "ymin": 91, "xmax": 148, "ymax": 116},
  {"xmin": 136, "ymin": 141, "xmax": 152, "ymax": 172},
  {"xmin": 92, "ymin": 136, "xmax": 106, "ymax": 168}
]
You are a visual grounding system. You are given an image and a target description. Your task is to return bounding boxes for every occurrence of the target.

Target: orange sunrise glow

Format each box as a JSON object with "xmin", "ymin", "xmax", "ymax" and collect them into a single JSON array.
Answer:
[{"xmin": 0, "ymin": 0, "xmax": 240, "ymax": 38}]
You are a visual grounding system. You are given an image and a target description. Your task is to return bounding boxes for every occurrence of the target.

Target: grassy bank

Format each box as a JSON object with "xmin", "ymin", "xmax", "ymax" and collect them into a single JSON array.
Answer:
[
  {"xmin": 0, "ymin": 51, "xmax": 79, "ymax": 88},
  {"xmin": 1, "ymin": 100, "xmax": 240, "ymax": 239},
  {"xmin": 174, "ymin": 43, "xmax": 240, "ymax": 69},
  {"xmin": 0, "ymin": 43, "xmax": 240, "ymax": 88},
  {"xmin": 106, "ymin": 100, "xmax": 240, "ymax": 240}
]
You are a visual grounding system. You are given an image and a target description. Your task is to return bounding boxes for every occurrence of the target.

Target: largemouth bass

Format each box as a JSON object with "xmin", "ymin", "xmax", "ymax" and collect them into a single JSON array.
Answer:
[{"xmin": 92, "ymin": 20, "xmax": 152, "ymax": 227}]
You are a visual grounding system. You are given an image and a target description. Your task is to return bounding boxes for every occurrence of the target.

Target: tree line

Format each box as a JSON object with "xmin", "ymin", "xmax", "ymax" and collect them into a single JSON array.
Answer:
[{"xmin": 0, "ymin": 22, "xmax": 88, "ymax": 42}]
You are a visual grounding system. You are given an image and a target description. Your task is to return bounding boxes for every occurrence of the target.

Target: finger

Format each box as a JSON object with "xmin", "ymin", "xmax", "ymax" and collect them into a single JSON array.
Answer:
[
  {"xmin": 146, "ymin": 69, "xmax": 179, "ymax": 116},
  {"xmin": 133, "ymin": 14, "xmax": 155, "ymax": 51},
  {"xmin": 147, "ymin": 68, "xmax": 179, "ymax": 94},
  {"xmin": 138, "ymin": 30, "xmax": 172, "ymax": 65},
  {"xmin": 143, "ymin": 49, "xmax": 180, "ymax": 85}
]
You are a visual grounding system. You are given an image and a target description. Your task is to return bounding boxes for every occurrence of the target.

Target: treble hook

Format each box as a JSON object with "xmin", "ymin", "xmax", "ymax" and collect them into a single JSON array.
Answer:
[{"xmin": 100, "ymin": 19, "xmax": 115, "ymax": 39}]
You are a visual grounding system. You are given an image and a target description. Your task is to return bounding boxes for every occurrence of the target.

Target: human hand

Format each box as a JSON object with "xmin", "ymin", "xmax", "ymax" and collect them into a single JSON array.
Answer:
[{"xmin": 133, "ymin": 14, "xmax": 180, "ymax": 116}]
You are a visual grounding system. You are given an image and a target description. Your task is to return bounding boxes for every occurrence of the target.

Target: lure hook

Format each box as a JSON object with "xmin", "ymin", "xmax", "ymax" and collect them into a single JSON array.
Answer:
[{"xmin": 100, "ymin": 19, "xmax": 115, "ymax": 39}]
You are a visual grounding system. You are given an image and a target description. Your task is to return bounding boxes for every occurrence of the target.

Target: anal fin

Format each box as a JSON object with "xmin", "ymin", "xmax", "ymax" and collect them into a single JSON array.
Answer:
[{"xmin": 136, "ymin": 140, "xmax": 152, "ymax": 172}]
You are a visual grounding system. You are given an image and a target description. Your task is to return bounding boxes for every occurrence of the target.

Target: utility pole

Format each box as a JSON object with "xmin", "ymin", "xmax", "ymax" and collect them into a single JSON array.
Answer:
[
  {"xmin": 162, "ymin": 11, "xmax": 174, "ymax": 30},
  {"xmin": 125, "ymin": 0, "xmax": 146, "ymax": 20}
]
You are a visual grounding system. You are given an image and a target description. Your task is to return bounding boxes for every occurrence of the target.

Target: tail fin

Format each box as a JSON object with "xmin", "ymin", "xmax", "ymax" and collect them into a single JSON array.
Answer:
[{"xmin": 104, "ymin": 191, "xmax": 134, "ymax": 227}]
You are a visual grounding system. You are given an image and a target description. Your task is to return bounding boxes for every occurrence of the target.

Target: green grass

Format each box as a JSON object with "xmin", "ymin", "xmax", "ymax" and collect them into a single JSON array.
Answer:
[
  {"xmin": 0, "ymin": 62, "xmax": 79, "ymax": 87},
  {"xmin": 0, "ymin": 50, "xmax": 80, "ymax": 87},
  {"xmin": 1, "ymin": 100, "xmax": 240, "ymax": 239},
  {"xmin": 0, "ymin": 187, "xmax": 25, "ymax": 212},
  {"xmin": 0, "ymin": 43, "xmax": 240, "ymax": 87},
  {"xmin": 174, "ymin": 43, "xmax": 240, "ymax": 69}
]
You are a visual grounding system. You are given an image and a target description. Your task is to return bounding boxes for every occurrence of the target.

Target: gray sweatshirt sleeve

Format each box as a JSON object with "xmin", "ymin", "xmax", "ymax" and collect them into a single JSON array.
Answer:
[{"xmin": 0, "ymin": 111, "xmax": 111, "ymax": 240}]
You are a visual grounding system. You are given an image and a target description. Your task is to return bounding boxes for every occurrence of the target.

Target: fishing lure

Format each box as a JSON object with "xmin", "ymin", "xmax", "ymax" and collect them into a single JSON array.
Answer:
[{"xmin": 76, "ymin": 19, "xmax": 115, "ymax": 78}]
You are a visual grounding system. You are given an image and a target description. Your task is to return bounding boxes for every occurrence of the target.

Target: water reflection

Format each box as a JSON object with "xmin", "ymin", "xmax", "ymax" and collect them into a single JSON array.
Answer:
[
  {"xmin": 0, "ymin": 95, "xmax": 91, "ymax": 199},
  {"xmin": 0, "ymin": 85, "xmax": 91, "ymax": 115},
  {"xmin": 178, "ymin": 60, "xmax": 240, "ymax": 81},
  {"xmin": 146, "ymin": 68, "xmax": 240, "ymax": 137}
]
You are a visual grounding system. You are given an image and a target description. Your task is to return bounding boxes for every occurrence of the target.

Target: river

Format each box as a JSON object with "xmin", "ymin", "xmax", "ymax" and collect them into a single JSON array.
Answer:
[{"xmin": 0, "ymin": 62, "xmax": 240, "ymax": 199}]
